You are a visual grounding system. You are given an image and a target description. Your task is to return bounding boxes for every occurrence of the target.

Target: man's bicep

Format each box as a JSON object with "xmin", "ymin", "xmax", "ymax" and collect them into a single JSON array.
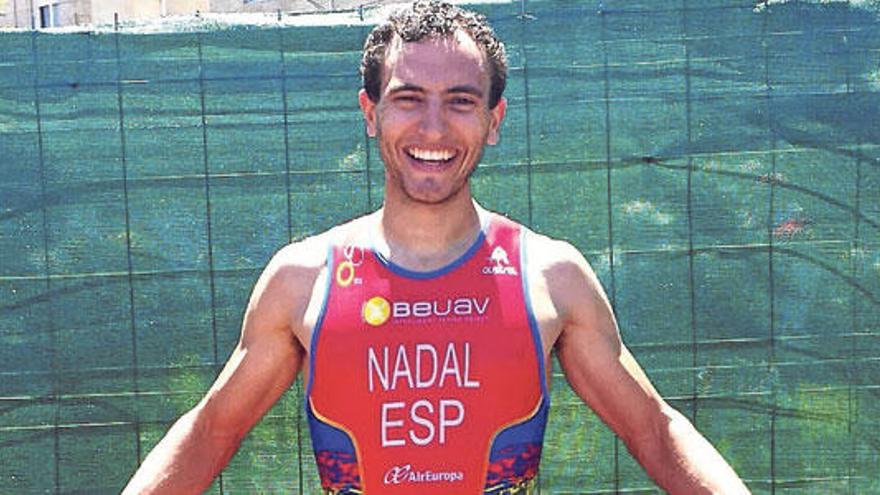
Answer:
[
  {"xmin": 198, "ymin": 254, "xmax": 306, "ymax": 440},
  {"xmin": 558, "ymin": 329, "xmax": 662, "ymax": 434},
  {"xmin": 552, "ymin": 252, "xmax": 665, "ymax": 443},
  {"xmin": 552, "ymin": 254, "xmax": 751, "ymax": 494}
]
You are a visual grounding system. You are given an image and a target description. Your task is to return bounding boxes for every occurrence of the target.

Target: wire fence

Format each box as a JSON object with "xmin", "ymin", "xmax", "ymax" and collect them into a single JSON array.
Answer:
[{"xmin": 0, "ymin": 0, "xmax": 878, "ymax": 493}]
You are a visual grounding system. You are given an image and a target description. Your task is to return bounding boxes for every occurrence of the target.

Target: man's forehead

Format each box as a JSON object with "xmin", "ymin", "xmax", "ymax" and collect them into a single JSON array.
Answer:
[{"xmin": 384, "ymin": 30, "xmax": 487, "ymax": 72}]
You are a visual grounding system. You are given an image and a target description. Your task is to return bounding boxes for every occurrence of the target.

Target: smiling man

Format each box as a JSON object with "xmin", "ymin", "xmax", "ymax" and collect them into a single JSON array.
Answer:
[{"xmin": 122, "ymin": 2, "xmax": 751, "ymax": 494}]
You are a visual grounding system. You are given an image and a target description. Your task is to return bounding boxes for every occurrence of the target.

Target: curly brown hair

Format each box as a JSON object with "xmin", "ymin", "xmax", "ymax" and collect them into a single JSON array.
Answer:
[{"xmin": 360, "ymin": 0, "xmax": 508, "ymax": 109}]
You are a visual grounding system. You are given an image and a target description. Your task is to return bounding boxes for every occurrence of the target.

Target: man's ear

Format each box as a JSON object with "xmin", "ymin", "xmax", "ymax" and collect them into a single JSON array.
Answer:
[
  {"xmin": 486, "ymin": 96, "xmax": 507, "ymax": 146},
  {"xmin": 359, "ymin": 89, "xmax": 378, "ymax": 137}
]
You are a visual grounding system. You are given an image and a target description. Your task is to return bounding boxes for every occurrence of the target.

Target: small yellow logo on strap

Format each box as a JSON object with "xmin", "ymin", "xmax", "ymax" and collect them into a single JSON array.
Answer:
[
  {"xmin": 363, "ymin": 296, "xmax": 391, "ymax": 326},
  {"xmin": 335, "ymin": 260, "xmax": 356, "ymax": 287}
]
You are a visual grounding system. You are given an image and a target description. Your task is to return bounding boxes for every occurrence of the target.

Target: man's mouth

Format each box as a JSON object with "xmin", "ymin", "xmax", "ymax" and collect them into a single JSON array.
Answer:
[{"xmin": 405, "ymin": 147, "xmax": 458, "ymax": 166}]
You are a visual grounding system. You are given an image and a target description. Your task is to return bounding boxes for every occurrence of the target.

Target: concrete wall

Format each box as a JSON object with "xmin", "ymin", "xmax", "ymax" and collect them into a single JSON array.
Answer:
[
  {"xmin": 23, "ymin": 0, "xmax": 212, "ymax": 26},
  {"xmin": 215, "ymin": 0, "xmax": 281, "ymax": 14},
  {"xmin": 48, "ymin": 0, "xmax": 79, "ymax": 26},
  {"xmin": 0, "ymin": 0, "xmax": 388, "ymax": 27},
  {"xmin": 1, "ymin": 0, "xmax": 31, "ymax": 28},
  {"xmin": 88, "ymin": 0, "xmax": 196, "ymax": 25},
  {"xmin": 163, "ymin": 0, "xmax": 210, "ymax": 16},
  {"xmin": 2, "ymin": 0, "xmax": 89, "ymax": 28}
]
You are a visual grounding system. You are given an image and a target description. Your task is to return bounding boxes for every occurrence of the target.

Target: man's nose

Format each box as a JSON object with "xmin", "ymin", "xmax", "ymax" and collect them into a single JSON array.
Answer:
[{"xmin": 418, "ymin": 100, "xmax": 447, "ymax": 139}]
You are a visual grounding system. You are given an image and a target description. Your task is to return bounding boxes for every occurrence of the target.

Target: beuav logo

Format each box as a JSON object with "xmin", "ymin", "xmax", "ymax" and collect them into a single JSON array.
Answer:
[
  {"xmin": 383, "ymin": 464, "xmax": 465, "ymax": 485},
  {"xmin": 363, "ymin": 296, "xmax": 391, "ymax": 326},
  {"xmin": 336, "ymin": 245, "xmax": 365, "ymax": 288},
  {"xmin": 362, "ymin": 296, "xmax": 490, "ymax": 326},
  {"xmin": 481, "ymin": 246, "xmax": 518, "ymax": 276}
]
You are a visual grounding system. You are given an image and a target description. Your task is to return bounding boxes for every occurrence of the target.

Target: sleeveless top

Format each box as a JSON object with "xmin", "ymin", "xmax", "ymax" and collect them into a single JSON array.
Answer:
[{"xmin": 306, "ymin": 213, "xmax": 550, "ymax": 495}]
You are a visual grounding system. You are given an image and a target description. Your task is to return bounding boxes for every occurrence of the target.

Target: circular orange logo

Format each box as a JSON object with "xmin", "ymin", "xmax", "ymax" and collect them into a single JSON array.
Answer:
[
  {"xmin": 363, "ymin": 296, "xmax": 391, "ymax": 326},
  {"xmin": 335, "ymin": 260, "xmax": 355, "ymax": 287}
]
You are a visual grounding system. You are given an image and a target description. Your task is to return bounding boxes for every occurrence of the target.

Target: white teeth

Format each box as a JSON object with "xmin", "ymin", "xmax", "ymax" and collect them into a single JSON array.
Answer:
[{"xmin": 409, "ymin": 148, "xmax": 455, "ymax": 161}]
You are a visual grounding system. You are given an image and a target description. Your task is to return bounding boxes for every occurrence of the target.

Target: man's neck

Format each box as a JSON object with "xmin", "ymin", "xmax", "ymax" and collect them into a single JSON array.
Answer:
[{"xmin": 375, "ymin": 191, "xmax": 484, "ymax": 272}]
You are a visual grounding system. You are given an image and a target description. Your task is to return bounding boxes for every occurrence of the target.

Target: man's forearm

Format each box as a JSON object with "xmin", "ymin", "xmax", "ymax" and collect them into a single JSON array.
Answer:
[
  {"xmin": 630, "ymin": 406, "xmax": 750, "ymax": 495},
  {"xmin": 122, "ymin": 407, "xmax": 240, "ymax": 495}
]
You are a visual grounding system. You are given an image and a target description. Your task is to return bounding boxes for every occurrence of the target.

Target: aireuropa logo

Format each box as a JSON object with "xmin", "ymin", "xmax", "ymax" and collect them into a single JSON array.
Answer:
[
  {"xmin": 383, "ymin": 464, "xmax": 412, "ymax": 484},
  {"xmin": 383, "ymin": 464, "xmax": 464, "ymax": 485},
  {"xmin": 363, "ymin": 296, "xmax": 391, "ymax": 326},
  {"xmin": 481, "ymin": 246, "xmax": 518, "ymax": 276}
]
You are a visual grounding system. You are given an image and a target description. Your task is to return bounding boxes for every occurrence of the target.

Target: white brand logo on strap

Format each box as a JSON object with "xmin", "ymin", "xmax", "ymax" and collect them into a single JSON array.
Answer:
[{"xmin": 482, "ymin": 246, "xmax": 518, "ymax": 275}]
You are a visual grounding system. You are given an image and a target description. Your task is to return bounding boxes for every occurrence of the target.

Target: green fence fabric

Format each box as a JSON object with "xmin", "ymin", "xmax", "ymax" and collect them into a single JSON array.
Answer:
[{"xmin": 1, "ymin": 0, "xmax": 878, "ymax": 493}]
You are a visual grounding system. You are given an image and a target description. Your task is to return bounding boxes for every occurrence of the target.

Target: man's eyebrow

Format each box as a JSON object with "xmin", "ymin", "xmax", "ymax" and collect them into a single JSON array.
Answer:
[
  {"xmin": 386, "ymin": 84, "xmax": 425, "ymax": 95},
  {"xmin": 447, "ymin": 85, "xmax": 484, "ymax": 98},
  {"xmin": 385, "ymin": 84, "xmax": 484, "ymax": 99}
]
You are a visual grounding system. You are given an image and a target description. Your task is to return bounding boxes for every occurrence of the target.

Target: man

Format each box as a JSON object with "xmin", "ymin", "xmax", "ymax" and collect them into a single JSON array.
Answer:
[{"xmin": 123, "ymin": 2, "xmax": 751, "ymax": 493}]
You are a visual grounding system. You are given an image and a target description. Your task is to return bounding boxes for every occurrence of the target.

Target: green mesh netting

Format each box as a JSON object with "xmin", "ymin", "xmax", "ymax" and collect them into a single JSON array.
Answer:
[{"xmin": 1, "ymin": 0, "xmax": 878, "ymax": 493}]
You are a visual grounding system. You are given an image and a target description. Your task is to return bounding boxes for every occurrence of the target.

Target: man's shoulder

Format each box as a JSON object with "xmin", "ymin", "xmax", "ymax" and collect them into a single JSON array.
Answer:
[
  {"xmin": 520, "ymin": 225, "xmax": 587, "ymax": 271},
  {"xmin": 518, "ymin": 228, "xmax": 609, "ymax": 325},
  {"xmin": 483, "ymin": 208, "xmax": 579, "ymax": 263},
  {"xmin": 265, "ymin": 214, "xmax": 374, "ymax": 280}
]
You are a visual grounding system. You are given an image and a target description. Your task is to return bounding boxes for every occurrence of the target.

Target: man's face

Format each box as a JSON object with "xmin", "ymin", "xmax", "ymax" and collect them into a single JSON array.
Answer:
[{"xmin": 359, "ymin": 30, "xmax": 506, "ymax": 205}]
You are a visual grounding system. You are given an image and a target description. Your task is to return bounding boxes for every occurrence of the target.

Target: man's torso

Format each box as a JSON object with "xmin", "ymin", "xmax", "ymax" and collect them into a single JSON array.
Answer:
[{"xmin": 287, "ymin": 211, "xmax": 564, "ymax": 494}]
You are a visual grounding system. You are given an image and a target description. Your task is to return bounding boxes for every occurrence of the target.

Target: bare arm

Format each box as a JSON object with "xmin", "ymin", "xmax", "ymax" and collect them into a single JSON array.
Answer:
[
  {"xmin": 122, "ymin": 245, "xmax": 314, "ymax": 494},
  {"xmin": 545, "ymin": 240, "xmax": 749, "ymax": 494}
]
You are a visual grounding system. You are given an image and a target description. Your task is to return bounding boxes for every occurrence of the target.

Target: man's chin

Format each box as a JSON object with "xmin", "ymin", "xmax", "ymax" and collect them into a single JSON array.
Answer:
[{"xmin": 401, "ymin": 184, "xmax": 465, "ymax": 206}]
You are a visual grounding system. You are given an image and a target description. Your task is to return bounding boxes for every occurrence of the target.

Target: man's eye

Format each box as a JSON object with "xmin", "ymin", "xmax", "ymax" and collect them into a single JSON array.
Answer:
[
  {"xmin": 395, "ymin": 95, "xmax": 421, "ymax": 104},
  {"xmin": 450, "ymin": 97, "xmax": 477, "ymax": 109}
]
